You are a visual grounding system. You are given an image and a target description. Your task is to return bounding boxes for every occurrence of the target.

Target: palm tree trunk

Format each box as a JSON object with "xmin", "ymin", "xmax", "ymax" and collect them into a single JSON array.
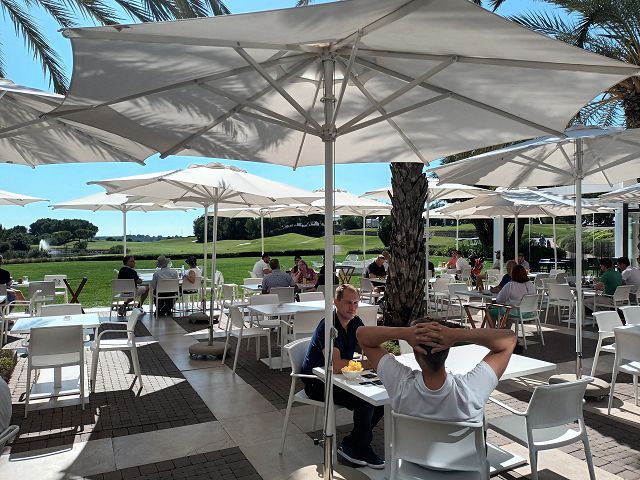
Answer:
[{"xmin": 383, "ymin": 163, "xmax": 428, "ymax": 327}]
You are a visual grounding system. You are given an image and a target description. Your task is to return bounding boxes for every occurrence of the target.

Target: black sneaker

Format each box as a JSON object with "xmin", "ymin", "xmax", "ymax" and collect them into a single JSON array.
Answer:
[
  {"xmin": 337, "ymin": 444, "xmax": 366, "ymax": 467},
  {"xmin": 361, "ymin": 447, "xmax": 385, "ymax": 469}
]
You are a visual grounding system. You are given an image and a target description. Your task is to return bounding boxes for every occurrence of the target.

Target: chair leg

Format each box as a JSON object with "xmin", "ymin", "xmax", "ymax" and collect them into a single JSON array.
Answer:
[
  {"xmin": 582, "ymin": 433, "xmax": 597, "ymax": 480},
  {"xmin": 536, "ymin": 316, "xmax": 544, "ymax": 345},
  {"xmin": 520, "ymin": 318, "xmax": 527, "ymax": 349},
  {"xmin": 529, "ymin": 449, "xmax": 539, "ymax": 480},
  {"xmin": 221, "ymin": 330, "xmax": 231, "ymax": 365},
  {"xmin": 590, "ymin": 339, "xmax": 603, "ymax": 377},
  {"xmin": 79, "ymin": 352, "xmax": 86, "ymax": 411},
  {"xmin": 131, "ymin": 346, "xmax": 143, "ymax": 389},
  {"xmin": 267, "ymin": 332, "xmax": 272, "ymax": 367},
  {"xmin": 608, "ymin": 364, "xmax": 619, "ymax": 414},
  {"xmin": 255, "ymin": 335, "xmax": 261, "ymax": 360},
  {"xmin": 232, "ymin": 333, "xmax": 242, "ymax": 373},
  {"xmin": 90, "ymin": 349, "xmax": 100, "ymax": 393},
  {"xmin": 279, "ymin": 381, "xmax": 296, "ymax": 455},
  {"xmin": 24, "ymin": 366, "xmax": 32, "ymax": 418},
  {"xmin": 634, "ymin": 375, "xmax": 638, "ymax": 407}
]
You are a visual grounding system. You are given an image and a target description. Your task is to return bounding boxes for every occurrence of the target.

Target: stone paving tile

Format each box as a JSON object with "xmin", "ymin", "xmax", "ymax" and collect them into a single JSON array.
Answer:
[
  {"xmin": 87, "ymin": 447, "xmax": 263, "ymax": 480},
  {"xmin": 6, "ymin": 340, "xmax": 216, "ymax": 453}
]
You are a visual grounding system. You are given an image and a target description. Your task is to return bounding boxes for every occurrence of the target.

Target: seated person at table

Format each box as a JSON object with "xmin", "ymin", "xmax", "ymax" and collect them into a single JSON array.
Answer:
[
  {"xmin": 357, "ymin": 319, "xmax": 516, "ymax": 423},
  {"xmin": 261, "ymin": 258, "xmax": 295, "ymax": 294},
  {"xmin": 301, "ymin": 284, "xmax": 384, "ymax": 469},
  {"xmin": 382, "ymin": 250, "xmax": 391, "ymax": 272},
  {"xmin": 313, "ymin": 264, "xmax": 339, "ymax": 291},
  {"xmin": 584, "ymin": 258, "xmax": 623, "ymax": 313},
  {"xmin": 182, "ymin": 255, "xmax": 202, "ymax": 293},
  {"xmin": 495, "ymin": 264, "xmax": 536, "ymax": 309},
  {"xmin": 252, "ymin": 253, "xmax": 272, "ymax": 278},
  {"xmin": 517, "ymin": 253, "xmax": 530, "ymax": 271},
  {"xmin": 471, "ymin": 255, "xmax": 484, "ymax": 287},
  {"xmin": 490, "ymin": 260, "xmax": 516, "ymax": 294},
  {"xmin": 454, "ymin": 250, "xmax": 469, "ymax": 273},
  {"xmin": 427, "ymin": 261, "xmax": 435, "ymax": 278},
  {"xmin": 293, "ymin": 260, "xmax": 317, "ymax": 285},
  {"xmin": 150, "ymin": 255, "xmax": 179, "ymax": 316},
  {"xmin": 365, "ymin": 255, "xmax": 386, "ymax": 279},
  {"xmin": 289, "ymin": 255, "xmax": 302, "ymax": 276},
  {"xmin": 118, "ymin": 255, "xmax": 149, "ymax": 313},
  {"xmin": 445, "ymin": 250, "xmax": 457, "ymax": 269},
  {"xmin": 617, "ymin": 256, "xmax": 640, "ymax": 302},
  {"xmin": 0, "ymin": 254, "xmax": 26, "ymax": 306}
]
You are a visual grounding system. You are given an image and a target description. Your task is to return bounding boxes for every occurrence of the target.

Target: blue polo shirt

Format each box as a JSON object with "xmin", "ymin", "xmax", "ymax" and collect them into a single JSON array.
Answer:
[{"xmin": 301, "ymin": 310, "xmax": 364, "ymax": 381}]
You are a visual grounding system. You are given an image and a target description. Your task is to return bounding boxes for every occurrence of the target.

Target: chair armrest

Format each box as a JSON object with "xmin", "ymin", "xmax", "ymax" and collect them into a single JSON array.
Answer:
[
  {"xmin": 488, "ymin": 396, "xmax": 526, "ymax": 416},
  {"xmin": 292, "ymin": 373, "xmax": 318, "ymax": 380},
  {"xmin": 95, "ymin": 329, "xmax": 129, "ymax": 343}
]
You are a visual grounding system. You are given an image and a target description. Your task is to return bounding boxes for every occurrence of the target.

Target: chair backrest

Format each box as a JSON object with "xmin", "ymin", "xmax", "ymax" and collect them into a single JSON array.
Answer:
[
  {"xmin": 620, "ymin": 305, "xmax": 640, "ymax": 325},
  {"xmin": 284, "ymin": 337, "xmax": 312, "ymax": 375},
  {"xmin": 156, "ymin": 278, "xmax": 179, "ymax": 294},
  {"xmin": 390, "ymin": 411, "xmax": 487, "ymax": 475},
  {"xmin": 518, "ymin": 294, "xmax": 539, "ymax": 314},
  {"xmin": 593, "ymin": 311, "xmax": 624, "ymax": 335},
  {"xmin": 126, "ymin": 308, "xmax": 144, "ymax": 334},
  {"xmin": 448, "ymin": 283, "xmax": 468, "ymax": 296},
  {"xmin": 549, "ymin": 269, "xmax": 566, "ymax": 276},
  {"xmin": 398, "ymin": 339, "xmax": 413, "ymax": 354},
  {"xmin": 271, "ymin": 287, "xmax": 295, "ymax": 303},
  {"xmin": 0, "ymin": 284, "xmax": 6, "ymax": 295},
  {"xmin": 292, "ymin": 310, "xmax": 323, "ymax": 337},
  {"xmin": 250, "ymin": 294, "xmax": 279, "ymax": 305},
  {"xmin": 613, "ymin": 285, "xmax": 631, "ymax": 302},
  {"xmin": 43, "ymin": 274, "xmax": 67, "ymax": 288},
  {"xmin": 526, "ymin": 378, "xmax": 591, "ymax": 429},
  {"xmin": 229, "ymin": 306, "xmax": 246, "ymax": 329},
  {"xmin": 214, "ymin": 270, "xmax": 224, "ymax": 285},
  {"xmin": 358, "ymin": 305, "xmax": 378, "ymax": 327},
  {"xmin": 344, "ymin": 254, "xmax": 359, "ymax": 262},
  {"xmin": 460, "ymin": 268, "xmax": 472, "ymax": 280},
  {"xmin": 534, "ymin": 273, "xmax": 550, "ymax": 287},
  {"xmin": 249, "ymin": 270, "xmax": 258, "ymax": 278},
  {"xmin": 548, "ymin": 282, "xmax": 573, "ymax": 300},
  {"xmin": 614, "ymin": 325, "xmax": 640, "ymax": 363},
  {"xmin": 554, "ymin": 273, "xmax": 567, "ymax": 284},
  {"xmin": 359, "ymin": 277, "xmax": 374, "ymax": 292},
  {"xmin": 28, "ymin": 281, "xmax": 56, "ymax": 298},
  {"xmin": 222, "ymin": 284, "xmax": 236, "ymax": 301},
  {"xmin": 29, "ymin": 324, "xmax": 84, "ymax": 358},
  {"xmin": 316, "ymin": 285, "xmax": 334, "ymax": 299},
  {"xmin": 432, "ymin": 277, "xmax": 451, "ymax": 292},
  {"xmin": 40, "ymin": 303, "xmax": 83, "ymax": 316},
  {"xmin": 541, "ymin": 277, "xmax": 558, "ymax": 289},
  {"xmin": 298, "ymin": 292, "xmax": 324, "ymax": 302},
  {"xmin": 243, "ymin": 278, "xmax": 262, "ymax": 286},
  {"xmin": 112, "ymin": 278, "xmax": 136, "ymax": 296}
]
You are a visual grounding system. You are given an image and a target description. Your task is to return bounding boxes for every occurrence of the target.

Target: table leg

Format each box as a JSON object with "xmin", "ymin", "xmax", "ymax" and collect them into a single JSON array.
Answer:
[
  {"xmin": 53, "ymin": 366, "xmax": 62, "ymax": 389},
  {"xmin": 383, "ymin": 404, "xmax": 391, "ymax": 480},
  {"xmin": 463, "ymin": 305, "xmax": 478, "ymax": 328}
]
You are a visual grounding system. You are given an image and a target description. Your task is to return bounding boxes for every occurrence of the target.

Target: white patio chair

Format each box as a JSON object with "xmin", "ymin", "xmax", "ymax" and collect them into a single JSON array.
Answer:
[
  {"xmin": 549, "ymin": 269, "xmax": 566, "ymax": 276},
  {"xmin": 40, "ymin": 303, "xmax": 83, "ymax": 316},
  {"xmin": 445, "ymin": 283, "xmax": 469, "ymax": 321},
  {"xmin": 596, "ymin": 285, "xmax": 631, "ymax": 311},
  {"xmin": 90, "ymin": 308, "xmax": 144, "ymax": 392},
  {"xmin": 509, "ymin": 294, "xmax": 544, "ymax": 349},
  {"xmin": 43, "ymin": 274, "xmax": 69, "ymax": 303},
  {"xmin": 620, "ymin": 305, "xmax": 640, "ymax": 325},
  {"xmin": 24, "ymin": 324, "xmax": 86, "ymax": 418},
  {"xmin": 28, "ymin": 281, "xmax": 56, "ymax": 306},
  {"xmin": 358, "ymin": 304, "xmax": 378, "ymax": 327},
  {"xmin": 534, "ymin": 273, "xmax": 550, "ymax": 310},
  {"xmin": 153, "ymin": 278, "xmax": 180, "ymax": 317},
  {"xmin": 281, "ymin": 310, "xmax": 323, "ymax": 368},
  {"xmin": 486, "ymin": 269, "xmax": 501, "ymax": 285},
  {"xmin": 459, "ymin": 267, "xmax": 472, "ymax": 285},
  {"xmin": 545, "ymin": 283, "xmax": 575, "ymax": 325},
  {"xmin": 110, "ymin": 279, "xmax": 137, "ymax": 320},
  {"xmin": 180, "ymin": 274, "xmax": 203, "ymax": 314},
  {"xmin": 390, "ymin": 411, "xmax": 489, "ymax": 480},
  {"xmin": 241, "ymin": 277, "xmax": 262, "ymax": 301},
  {"xmin": 359, "ymin": 277, "xmax": 383, "ymax": 305},
  {"xmin": 279, "ymin": 337, "xmax": 344, "ymax": 455},
  {"xmin": 247, "ymin": 294, "xmax": 280, "ymax": 345},
  {"xmin": 220, "ymin": 283, "xmax": 248, "ymax": 314},
  {"xmin": 488, "ymin": 378, "xmax": 596, "ymax": 480},
  {"xmin": 270, "ymin": 287, "xmax": 295, "ymax": 303},
  {"xmin": 608, "ymin": 325, "xmax": 640, "ymax": 414},
  {"xmin": 0, "ymin": 424, "xmax": 19, "ymax": 451},
  {"xmin": 590, "ymin": 311, "xmax": 623, "ymax": 377},
  {"xmin": 0, "ymin": 378, "xmax": 17, "ymax": 450},
  {"xmin": 428, "ymin": 277, "xmax": 451, "ymax": 312},
  {"xmin": 298, "ymin": 292, "xmax": 324, "ymax": 302},
  {"xmin": 222, "ymin": 306, "xmax": 271, "ymax": 374}
]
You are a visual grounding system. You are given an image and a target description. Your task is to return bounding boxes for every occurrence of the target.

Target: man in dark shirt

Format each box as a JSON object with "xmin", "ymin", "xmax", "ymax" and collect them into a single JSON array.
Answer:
[
  {"xmin": 117, "ymin": 255, "xmax": 149, "ymax": 311},
  {"xmin": 365, "ymin": 255, "xmax": 386, "ymax": 279},
  {"xmin": 301, "ymin": 284, "xmax": 384, "ymax": 469},
  {"xmin": 490, "ymin": 260, "xmax": 516, "ymax": 294},
  {"xmin": 0, "ymin": 254, "xmax": 25, "ymax": 304}
]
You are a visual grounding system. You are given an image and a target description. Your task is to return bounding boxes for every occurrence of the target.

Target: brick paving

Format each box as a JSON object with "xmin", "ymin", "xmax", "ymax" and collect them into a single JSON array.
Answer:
[
  {"xmin": 6, "ymin": 340, "xmax": 215, "ymax": 453},
  {"xmin": 88, "ymin": 447, "xmax": 262, "ymax": 480}
]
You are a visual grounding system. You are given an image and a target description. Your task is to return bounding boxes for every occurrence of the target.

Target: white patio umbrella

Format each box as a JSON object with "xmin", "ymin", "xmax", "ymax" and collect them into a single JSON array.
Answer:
[
  {"xmin": 214, "ymin": 205, "xmax": 320, "ymax": 255},
  {"xmin": 90, "ymin": 163, "xmax": 318, "ymax": 317},
  {"xmin": 431, "ymin": 125, "xmax": 640, "ymax": 381},
  {"xmin": 53, "ymin": 0, "xmax": 640, "ymax": 476},
  {"xmin": 0, "ymin": 79, "xmax": 153, "ymax": 166},
  {"xmin": 51, "ymin": 192, "xmax": 190, "ymax": 254},
  {"xmin": 600, "ymin": 183, "xmax": 640, "ymax": 203},
  {"xmin": 0, "ymin": 189, "xmax": 46, "ymax": 206}
]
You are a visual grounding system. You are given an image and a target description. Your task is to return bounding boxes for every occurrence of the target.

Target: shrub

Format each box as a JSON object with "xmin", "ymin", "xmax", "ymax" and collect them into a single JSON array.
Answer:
[
  {"xmin": 0, "ymin": 350, "xmax": 16, "ymax": 383},
  {"xmin": 108, "ymin": 245, "xmax": 124, "ymax": 254}
]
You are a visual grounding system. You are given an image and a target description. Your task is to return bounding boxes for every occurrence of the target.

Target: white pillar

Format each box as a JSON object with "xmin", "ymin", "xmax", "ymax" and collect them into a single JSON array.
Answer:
[
  {"xmin": 615, "ymin": 207, "xmax": 624, "ymax": 258},
  {"xmin": 122, "ymin": 209, "xmax": 127, "ymax": 255}
]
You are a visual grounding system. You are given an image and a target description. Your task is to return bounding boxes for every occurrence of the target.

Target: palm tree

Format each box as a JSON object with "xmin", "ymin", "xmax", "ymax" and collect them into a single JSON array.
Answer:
[{"xmin": 5, "ymin": 0, "xmax": 230, "ymax": 94}]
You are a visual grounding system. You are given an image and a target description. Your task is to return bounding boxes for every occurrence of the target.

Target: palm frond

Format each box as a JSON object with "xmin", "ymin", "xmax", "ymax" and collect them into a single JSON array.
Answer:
[
  {"xmin": 24, "ymin": 0, "xmax": 76, "ymax": 27},
  {"xmin": 578, "ymin": 96, "xmax": 625, "ymax": 128},
  {"xmin": 296, "ymin": 0, "xmax": 312, "ymax": 6},
  {"xmin": 63, "ymin": 0, "xmax": 120, "ymax": 25},
  {"xmin": 111, "ymin": 0, "xmax": 158, "ymax": 22},
  {"xmin": 1, "ymin": 0, "xmax": 68, "ymax": 93},
  {"xmin": 509, "ymin": 10, "xmax": 577, "ymax": 42},
  {"xmin": 488, "ymin": 0, "xmax": 507, "ymax": 11},
  {"xmin": 206, "ymin": 0, "xmax": 229, "ymax": 15}
]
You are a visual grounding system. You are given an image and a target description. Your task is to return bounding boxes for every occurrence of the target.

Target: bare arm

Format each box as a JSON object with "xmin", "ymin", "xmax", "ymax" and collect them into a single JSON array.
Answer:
[
  {"xmin": 356, "ymin": 325, "xmax": 430, "ymax": 371},
  {"xmin": 186, "ymin": 270, "xmax": 196, "ymax": 283}
]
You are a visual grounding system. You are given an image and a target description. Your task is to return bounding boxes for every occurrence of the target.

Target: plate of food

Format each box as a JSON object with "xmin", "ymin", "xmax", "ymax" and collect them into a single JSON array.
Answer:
[{"xmin": 341, "ymin": 360, "xmax": 364, "ymax": 380}]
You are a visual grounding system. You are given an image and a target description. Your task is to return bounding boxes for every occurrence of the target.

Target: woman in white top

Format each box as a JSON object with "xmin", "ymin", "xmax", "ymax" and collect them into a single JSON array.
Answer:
[
  {"xmin": 183, "ymin": 256, "xmax": 202, "ymax": 290},
  {"xmin": 496, "ymin": 264, "xmax": 535, "ymax": 306}
]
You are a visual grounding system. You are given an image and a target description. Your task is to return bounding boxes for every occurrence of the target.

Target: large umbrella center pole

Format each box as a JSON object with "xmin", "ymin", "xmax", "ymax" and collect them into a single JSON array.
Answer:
[
  {"xmin": 122, "ymin": 209, "xmax": 127, "ymax": 255},
  {"xmin": 575, "ymin": 140, "xmax": 584, "ymax": 378},
  {"xmin": 203, "ymin": 206, "xmax": 208, "ymax": 280},
  {"xmin": 261, "ymin": 214, "xmax": 265, "ymax": 255}
]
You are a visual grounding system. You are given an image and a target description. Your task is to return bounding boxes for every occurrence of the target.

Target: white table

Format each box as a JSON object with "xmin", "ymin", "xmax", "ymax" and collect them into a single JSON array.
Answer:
[
  {"xmin": 314, "ymin": 344, "xmax": 557, "ymax": 478},
  {"xmin": 248, "ymin": 300, "xmax": 371, "ymax": 369}
]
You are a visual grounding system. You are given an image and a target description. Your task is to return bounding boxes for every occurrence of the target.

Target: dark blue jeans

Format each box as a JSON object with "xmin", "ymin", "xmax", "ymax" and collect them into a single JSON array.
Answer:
[{"xmin": 304, "ymin": 379, "xmax": 384, "ymax": 452}]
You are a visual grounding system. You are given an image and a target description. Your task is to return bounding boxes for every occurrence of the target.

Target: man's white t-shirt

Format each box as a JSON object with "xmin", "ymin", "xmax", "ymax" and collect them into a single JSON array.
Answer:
[
  {"xmin": 622, "ymin": 267, "xmax": 640, "ymax": 294},
  {"xmin": 377, "ymin": 354, "xmax": 498, "ymax": 423},
  {"xmin": 0, "ymin": 377, "xmax": 11, "ymax": 433},
  {"xmin": 252, "ymin": 259, "xmax": 269, "ymax": 278},
  {"xmin": 455, "ymin": 257, "xmax": 469, "ymax": 271}
]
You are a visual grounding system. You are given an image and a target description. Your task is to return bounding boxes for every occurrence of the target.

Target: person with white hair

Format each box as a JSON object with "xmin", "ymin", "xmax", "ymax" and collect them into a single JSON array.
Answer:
[{"xmin": 151, "ymin": 255, "xmax": 179, "ymax": 316}]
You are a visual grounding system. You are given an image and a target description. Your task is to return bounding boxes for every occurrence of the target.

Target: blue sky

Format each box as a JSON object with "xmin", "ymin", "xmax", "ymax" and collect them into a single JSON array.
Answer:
[{"xmin": 2, "ymin": 0, "xmax": 548, "ymax": 236}]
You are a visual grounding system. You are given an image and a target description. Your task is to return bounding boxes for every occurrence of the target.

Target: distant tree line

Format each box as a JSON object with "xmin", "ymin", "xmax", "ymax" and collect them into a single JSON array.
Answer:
[{"xmin": 193, "ymin": 214, "xmax": 325, "ymax": 242}]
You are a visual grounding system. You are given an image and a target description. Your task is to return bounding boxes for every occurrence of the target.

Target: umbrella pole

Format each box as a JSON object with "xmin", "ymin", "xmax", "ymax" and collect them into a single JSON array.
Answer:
[
  {"xmin": 514, "ymin": 213, "xmax": 519, "ymax": 261},
  {"xmin": 456, "ymin": 218, "xmax": 459, "ymax": 250},
  {"xmin": 210, "ymin": 200, "xmax": 219, "ymax": 322},
  {"xmin": 425, "ymin": 206, "xmax": 430, "ymax": 312},
  {"xmin": 362, "ymin": 214, "xmax": 366, "ymax": 266},
  {"xmin": 203, "ymin": 206, "xmax": 208, "ymax": 280},
  {"xmin": 575, "ymin": 141, "xmax": 584, "ymax": 378},
  {"xmin": 261, "ymin": 214, "xmax": 265, "ymax": 255},
  {"xmin": 552, "ymin": 216, "xmax": 558, "ymax": 270},
  {"xmin": 122, "ymin": 209, "xmax": 127, "ymax": 255}
]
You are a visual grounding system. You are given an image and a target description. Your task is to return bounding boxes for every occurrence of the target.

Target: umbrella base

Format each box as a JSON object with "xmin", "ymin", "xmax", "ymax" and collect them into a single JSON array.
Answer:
[
  {"xmin": 188, "ymin": 342, "xmax": 225, "ymax": 359},
  {"xmin": 287, "ymin": 465, "xmax": 370, "ymax": 480},
  {"xmin": 187, "ymin": 312, "xmax": 210, "ymax": 323},
  {"xmin": 549, "ymin": 374, "xmax": 610, "ymax": 401}
]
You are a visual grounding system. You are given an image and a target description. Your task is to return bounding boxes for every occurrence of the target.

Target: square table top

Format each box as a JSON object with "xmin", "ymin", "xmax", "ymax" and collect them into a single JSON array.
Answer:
[
  {"xmin": 11, "ymin": 313, "xmax": 102, "ymax": 333},
  {"xmin": 248, "ymin": 300, "xmax": 371, "ymax": 316},
  {"xmin": 314, "ymin": 343, "xmax": 556, "ymax": 407}
]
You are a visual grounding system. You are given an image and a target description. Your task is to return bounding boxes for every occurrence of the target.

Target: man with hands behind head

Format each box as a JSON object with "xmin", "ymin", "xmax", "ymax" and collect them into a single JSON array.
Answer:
[{"xmin": 356, "ymin": 320, "xmax": 516, "ymax": 422}]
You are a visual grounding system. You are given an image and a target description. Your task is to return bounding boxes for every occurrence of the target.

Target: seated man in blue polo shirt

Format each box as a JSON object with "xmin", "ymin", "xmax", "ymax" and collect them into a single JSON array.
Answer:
[{"xmin": 301, "ymin": 284, "xmax": 384, "ymax": 469}]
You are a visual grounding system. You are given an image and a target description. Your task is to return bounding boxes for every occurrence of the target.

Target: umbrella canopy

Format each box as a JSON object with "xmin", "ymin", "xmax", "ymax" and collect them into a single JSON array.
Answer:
[
  {"xmin": 363, "ymin": 182, "xmax": 490, "ymax": 202},
  {"xmin": 51, "ymin": 192, "xmax": 189, "ymax": 254},
  {"xmin": 0, "ymin": 189, "xmax": 46, "ymax": 206},
  {"xmin": 599, "ymin": 183, "xmax": 640, "ymax": 203},
  {"xmin": 429, "ymin": 126, "xmax": 640, "ymax": 380},
  {"xmin": 0, "ymin": 79, "xmax": 154, "ymax": 167}
]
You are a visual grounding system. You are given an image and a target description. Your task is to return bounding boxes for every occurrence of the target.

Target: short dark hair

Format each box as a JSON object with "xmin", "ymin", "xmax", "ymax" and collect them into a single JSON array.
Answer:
[
  {"xmin": 601, "ymin": 258, "xmax": 613, "ymax": 269},
  {"xmin": 269, "ymin": 258, "xmax": 280, "ymax": 270},
  {"xmin": 262, "ymin": 253, "xmax": 270, "ymax": 260},
  {"xmin": 618, "ymin": 256, "xmax": 631, "ymax": 268},
  {"xmin": 123, "ymin": 255, "xmax": 134, "ymax": 265},
  {"xmin": 410, "ymin": 319, "xmax": 462, "ymax": 371},
  {"xmin": 185, "ymin": 255, "xmax": 197, "ymax": 267},
  {"xmin": 294, "ymin": 255, "xmax": 302, "ymax": 261},
  {"xmin": 517, "ymin": 253, "xmax": 524, "ymax": 258},
  {"xmin": 335, "ymin": 283, "xmax": 359, "ymax": 300},
  {"xmin": 511, "ymin": 264, "xmax": 529, "ymax": 283}
]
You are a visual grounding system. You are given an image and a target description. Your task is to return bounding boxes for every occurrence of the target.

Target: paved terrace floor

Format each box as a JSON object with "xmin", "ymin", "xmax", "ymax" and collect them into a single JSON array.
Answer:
[{"xmin": 1, "ymin": 305, "xmax": 640, "ymax": 480}]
